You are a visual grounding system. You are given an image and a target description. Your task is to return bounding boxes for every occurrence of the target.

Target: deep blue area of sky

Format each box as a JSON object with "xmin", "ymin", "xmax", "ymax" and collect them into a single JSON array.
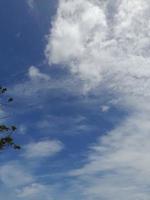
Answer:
[
  {"xmin": 0, "ymin": 0, "xmax": 127, "ymax": 174},
  {"xmin": 0, "ymin": 0, "xmax": 56, "ymax": 82}
]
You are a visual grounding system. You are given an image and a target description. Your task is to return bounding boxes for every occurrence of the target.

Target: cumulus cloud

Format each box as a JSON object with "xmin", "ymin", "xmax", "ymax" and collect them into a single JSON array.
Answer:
[
  {"xmin": 23, "ymin": 139, "xmax": 64, "ymax": 159},
  {"xmin": 45, "ymin": 0, "xmax": 150, "ymax": 199},
  {"xmin": 46, "ymin": 0, "xmax": 150, "ymax": 93}
]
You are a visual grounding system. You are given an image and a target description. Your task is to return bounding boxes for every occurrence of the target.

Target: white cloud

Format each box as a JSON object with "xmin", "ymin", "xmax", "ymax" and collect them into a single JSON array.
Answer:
[
  {"xmin": 17, "ymin": 183, "xmax": 44, "ymax": 198},
  {"xmin": 45, "ymin": 0, "xmax": 150, "ymax": 199},
  {"xmin": 0, "ymin": 163, "xmax": 33, "ymax": 188},
  {"xmin": 28, "ymin": 66, "xmax": 50, "ymax": 81},
  {"xmin": 16, "ymin": 183, "xmax": 54, "ymax": 199},
  {"xmin": 11, "ymin": 65, "xmax": 83, "ymax": 99},
  {"xmin": 0, "ymin": 163, "xmax": 58, "ymax": 200},
  {"xmin": 46, "ymin": 0, "xmax": 150, "ymax": 93},
  {"xmin": 101, "ymin": 105, "xmax": 110, "ymax": 112},
  {"xmin": 6, "ymin": 0, "xmax": 150, "ymax": 199},
  {"xmin": 69, "ymin": 110, "xmax": 150, "ymax": 199},
  {"xmin": 45, "ymin": 0, "xmax": 108, "ymax": 91},
  {"xmin": 23, "ymin": 139, "xmax": 64, "ymax": 159}
]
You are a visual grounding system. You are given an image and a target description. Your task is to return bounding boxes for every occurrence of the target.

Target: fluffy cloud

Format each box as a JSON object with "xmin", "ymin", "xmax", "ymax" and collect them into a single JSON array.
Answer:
[
  {"xmin": 23, "ymin": 139, "xmax": 64, "ymax": 159},
  {"xmin": 45, "ymin": 0, "xmax": 150, "ymax": 199},
  {"xmin": 46, "ymin": 0, "xmax": 150, "ymax": 93},
  {"xmin": 45, "ymin": 0, "xmax": 108, "ymax": 90}
]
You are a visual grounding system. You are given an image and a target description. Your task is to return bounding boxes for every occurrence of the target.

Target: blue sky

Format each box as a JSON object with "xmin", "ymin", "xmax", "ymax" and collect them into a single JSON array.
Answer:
[{"xmin": 1, "ymin": 0, "xmax": 150, "ymax": 199}]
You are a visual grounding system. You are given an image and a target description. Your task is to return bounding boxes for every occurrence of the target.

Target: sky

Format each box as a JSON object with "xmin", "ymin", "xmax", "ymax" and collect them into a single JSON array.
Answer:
[{"xmin": 0, "ymin": 0, "xmax": 150, "ymax": 199}]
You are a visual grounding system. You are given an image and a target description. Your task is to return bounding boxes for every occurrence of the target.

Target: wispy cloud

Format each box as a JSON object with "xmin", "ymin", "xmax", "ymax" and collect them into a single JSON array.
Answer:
[
  {"xmin": 27, "ymin": 0, "xmax": 35, "ymax": 9},
  {"xmin": 69, "ymin": 109, "xmax": 150, "ymax": 199},
  {"xmin": 0, "ymin": 161, "xmax": 59, "ymax": 200},
  {"xmin": 23, "ymin": 139, "xmax": 64, "ymax": 159},
  {"xmin": 0, "ymin": 163, "xmax": 33, "ymax": 188},
  {"xmin": 11, "ymin": 65, "xmax": 83, "ymax": 100},
  {"xmin": 16, "ymin": 182, "xmax": 55, "ymax": 199}
]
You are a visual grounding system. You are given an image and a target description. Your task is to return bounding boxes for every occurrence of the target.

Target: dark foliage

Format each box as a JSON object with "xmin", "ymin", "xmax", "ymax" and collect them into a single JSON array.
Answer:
[{"xmin": 0, "ymin": 86, "xmax": 20, "ymax": 150}]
